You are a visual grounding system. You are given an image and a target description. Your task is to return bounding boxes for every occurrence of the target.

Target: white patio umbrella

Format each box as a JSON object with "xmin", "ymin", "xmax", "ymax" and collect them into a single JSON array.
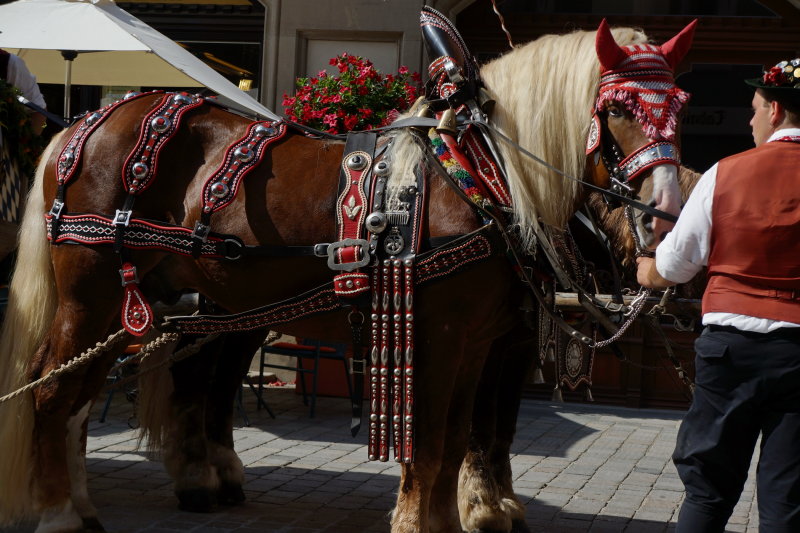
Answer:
[{"xmin": 0, "ymin": 0, "xmax": 280, "ymax": 121}]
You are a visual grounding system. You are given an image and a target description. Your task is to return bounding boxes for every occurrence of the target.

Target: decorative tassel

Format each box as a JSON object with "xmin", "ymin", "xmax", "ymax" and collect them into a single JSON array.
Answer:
[
  {"xmin": 551, "ymin": 385, "xmax": 563, "ymax": 403},
  {"xmin": 584, "ymin": 387, "xmax": 594, "ymax": 402},
  {"xmin": 532, "ymin": 366, "xmax": 545, "ymax": 384},
  {"xmin": 546, "ymin": 343, "xmax": 555, "ymax": 362}
]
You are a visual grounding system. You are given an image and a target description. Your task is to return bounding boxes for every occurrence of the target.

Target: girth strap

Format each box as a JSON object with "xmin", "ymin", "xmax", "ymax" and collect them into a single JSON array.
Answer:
[
  {"xmin": 160, "ymin": 226, "xmax": 497, "ymax": 332},
  {"xmin": 46, "ymin": 212, "xmax": 471, "ymax": 261}
]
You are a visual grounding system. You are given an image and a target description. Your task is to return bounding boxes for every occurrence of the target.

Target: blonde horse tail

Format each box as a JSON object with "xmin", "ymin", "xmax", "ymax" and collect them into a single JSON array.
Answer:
[
  {"xmin": 137, "ymin": 334, "xmax": 179, "ymax": 453},
  {"xmin": 0, "ymin": 132, "xmax": 63, "ymax": 525}
]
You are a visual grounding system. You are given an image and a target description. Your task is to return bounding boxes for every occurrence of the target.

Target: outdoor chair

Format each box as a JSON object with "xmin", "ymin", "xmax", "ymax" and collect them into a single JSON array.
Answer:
[{"xmin": 257, "ymin": 338, "xmax": 354, "ymax": 418}]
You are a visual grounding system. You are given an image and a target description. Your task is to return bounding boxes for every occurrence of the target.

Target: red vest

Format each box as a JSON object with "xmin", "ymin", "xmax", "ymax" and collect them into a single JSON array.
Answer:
[{"xmin": 702, "ymin": 139, "xmax": 800, "ymax": 321}]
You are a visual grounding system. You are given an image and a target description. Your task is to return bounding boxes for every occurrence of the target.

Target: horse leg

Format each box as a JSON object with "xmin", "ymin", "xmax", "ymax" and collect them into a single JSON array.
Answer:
[
  {"xmin": 392, "ymin": 260, "xmax": 516, "ymax": 533},
  {"xmin": 65, "ymin": 402, "xmax": 105, "ymax": 532},
  {"xmin": 204, "ymin": 329, "xmax": 268, "ymax": 505},
  {"xmin": 428, "ymin": 336, "xmax": 495, "ymax": 533},
  {"xmin": 29, "ymin": 283, "xmax": 125, "ymax": 531},
  {"xmin": 459, "ymin": 324, "xmax": 534, "ymax": 533},
  {"xmin": 391, "ymin": 326, "xmax": 465, "ymax": 533},
  {"xmin": 162, "ymin": 334, "xmax": 221, "ymax": 512}
]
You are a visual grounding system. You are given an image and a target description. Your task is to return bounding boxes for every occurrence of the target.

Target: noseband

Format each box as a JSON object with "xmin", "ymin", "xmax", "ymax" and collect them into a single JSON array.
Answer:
[{"xmin": 589, "ymin": 112, "xmax": 681, "ymax": 257}]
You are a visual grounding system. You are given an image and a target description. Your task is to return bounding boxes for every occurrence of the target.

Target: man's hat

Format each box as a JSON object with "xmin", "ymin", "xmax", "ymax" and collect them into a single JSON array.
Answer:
[{"xmin": 746, "ymin": 58, "xmax": 800, "ymax": 91}]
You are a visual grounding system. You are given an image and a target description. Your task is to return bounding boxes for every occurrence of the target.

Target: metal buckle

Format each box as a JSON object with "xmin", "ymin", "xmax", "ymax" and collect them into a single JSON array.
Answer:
[
  {"xmin": 326, "ymin": 239, "xmax": 371, "ymax": 271},
  {"xmin": 191, "ymin": 221, "xmax": 210, "ymax": 243},
  {"xmin": 113, "ymin": 209, "xmax": 132, "ymax": 227},
  {"xmin": 609, "ymin": 177, "xmax": 633, "ymax": 197},
  {"xmin": 119, "ymin": 264, "xmax": 139, "ymax": 286},
  {"xmin": 49, "ymin": 199, "xmax": 65, "ymax": 219},
  {"xmin": 350, "ymin": 357, "xmax": 367, "ymax": 375}
]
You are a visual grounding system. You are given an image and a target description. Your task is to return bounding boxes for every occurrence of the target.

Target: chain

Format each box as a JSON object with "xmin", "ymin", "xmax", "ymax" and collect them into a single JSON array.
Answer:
[
  {"xmin": 591, "ymin": 287, "xmax": 650, "ymax": 348},
  {"xmin": 644, "ymin": 287, "xmax": 696, "ymax": 396},
  {"xmin": 0, "ymin": 328, "xmax": 128, "ymax": 404}
]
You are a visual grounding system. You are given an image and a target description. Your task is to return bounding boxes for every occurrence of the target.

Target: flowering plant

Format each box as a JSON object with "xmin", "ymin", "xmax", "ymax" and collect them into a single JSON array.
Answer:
[{"xmin": 282, "ymin": 53, "xmax": 421, "ymax": 134}]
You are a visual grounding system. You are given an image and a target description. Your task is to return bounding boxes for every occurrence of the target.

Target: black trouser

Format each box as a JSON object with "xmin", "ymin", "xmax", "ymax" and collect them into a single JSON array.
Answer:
[{"xmin": 674, "ymin": 325, "xmax": 800, "ymax": 533}]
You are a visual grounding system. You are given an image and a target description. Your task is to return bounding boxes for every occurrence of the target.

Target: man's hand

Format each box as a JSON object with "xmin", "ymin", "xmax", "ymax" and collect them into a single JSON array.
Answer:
[{"xmin": 636, "ymin": 256, "xmax": 676, "ymax": 289}]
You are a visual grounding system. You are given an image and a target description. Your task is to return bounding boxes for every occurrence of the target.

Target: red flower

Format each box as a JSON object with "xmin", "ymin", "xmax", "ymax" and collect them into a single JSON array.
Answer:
[
  {"xmin": 763, "ymin": 66, "xmax": 788, "ymax": 86},
  {"xmin": 282, "ymin": 53, "xmax": 422, "ymax": 133}
]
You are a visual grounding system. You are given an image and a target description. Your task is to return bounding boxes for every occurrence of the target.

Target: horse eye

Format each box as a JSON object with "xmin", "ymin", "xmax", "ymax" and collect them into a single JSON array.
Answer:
[{"xmin": 607, "ymin": 105, "xmax": 623, "ymax": 118}]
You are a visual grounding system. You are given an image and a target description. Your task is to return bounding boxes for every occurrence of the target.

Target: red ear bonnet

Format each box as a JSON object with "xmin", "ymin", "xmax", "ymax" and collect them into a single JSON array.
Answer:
[
  {"xmin": 660, "ymin": 19, "xmax": 697, "ymax": 71},
  {"xmin": 595, "ymin": 19, "xmax": 628, "ymax": 72},
  {"xmin": 593, "ymin": 19, "xmax": 697, "ymax": 141}
]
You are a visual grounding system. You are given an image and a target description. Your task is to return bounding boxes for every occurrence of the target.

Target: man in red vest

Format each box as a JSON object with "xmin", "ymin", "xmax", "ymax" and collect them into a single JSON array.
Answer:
[{"xmin": 637, "ymin": 58, "xmax": 800, "ymax": 532}]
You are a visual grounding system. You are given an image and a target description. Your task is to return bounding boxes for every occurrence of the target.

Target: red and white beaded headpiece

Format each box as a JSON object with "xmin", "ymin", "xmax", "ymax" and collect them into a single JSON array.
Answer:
[{"xmin": 594, "ymin": 19, "xmax": 697, "ymax": 141}]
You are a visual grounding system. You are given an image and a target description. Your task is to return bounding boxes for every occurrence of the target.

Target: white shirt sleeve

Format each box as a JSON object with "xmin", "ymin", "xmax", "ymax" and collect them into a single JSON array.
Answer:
[
  {"xmin": 654, "ymin": 163, "xmax": 717, "ymax": 284},
  {"xmin": 6, "ymin": 53, "xmax": 47, "ymax": 110}
]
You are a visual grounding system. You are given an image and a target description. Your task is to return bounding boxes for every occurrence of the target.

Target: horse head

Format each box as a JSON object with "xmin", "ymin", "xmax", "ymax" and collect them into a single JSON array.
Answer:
[{"xmin": 587, "ymin": 18, "xmax": 697, "ymax": 251}]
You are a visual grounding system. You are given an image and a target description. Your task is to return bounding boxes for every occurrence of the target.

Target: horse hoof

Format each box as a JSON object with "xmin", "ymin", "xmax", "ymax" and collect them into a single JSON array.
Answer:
[
  {"xmin": 217, "ymin": 482, "xmax": 246, "ymax": 505},
  {"xmin": 81, "ymin": 516, "xmax": 106, "ymax": 532},
  {"xmin": 510, "ymin": 519, "xmax": 531, "ymax": 533},
  {"xmin": 467, "ymin": 522, "xmax": 530, "ymax": 533},
  {"xmin": 176, "ymin": 488, "xmax": 216, "ymax": 512}
]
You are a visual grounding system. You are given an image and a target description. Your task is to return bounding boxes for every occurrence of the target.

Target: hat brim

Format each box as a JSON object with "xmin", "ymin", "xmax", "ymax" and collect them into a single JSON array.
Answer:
[{"xmin": 745, "ymin": 77, "xmax": 800, "ymax": 90}]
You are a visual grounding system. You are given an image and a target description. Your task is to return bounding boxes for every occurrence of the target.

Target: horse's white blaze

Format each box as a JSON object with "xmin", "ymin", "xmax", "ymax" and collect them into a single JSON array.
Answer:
[
  {"xmin": 642, "ymin": 164, "xmax": 681, "ymax": 247},
  {"xmin": 66, "ymin": 403, "xmax": 97, "ymax": 519},
  {"xmin": 33, "ymin": 501, "xmax": 82, "ymax": 533}
]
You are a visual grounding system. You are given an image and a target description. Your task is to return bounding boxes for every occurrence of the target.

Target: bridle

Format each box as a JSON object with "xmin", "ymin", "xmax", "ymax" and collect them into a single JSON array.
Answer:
[{"xmin": 593, "ymin": 111, "xmax": 682, "ymax": 257}]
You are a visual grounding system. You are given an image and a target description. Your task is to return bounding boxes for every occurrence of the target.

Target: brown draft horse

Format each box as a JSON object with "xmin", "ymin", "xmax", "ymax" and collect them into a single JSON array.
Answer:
[{"xmin": 0, "ymin": 21, "xmax": 695, "ymax": 533}]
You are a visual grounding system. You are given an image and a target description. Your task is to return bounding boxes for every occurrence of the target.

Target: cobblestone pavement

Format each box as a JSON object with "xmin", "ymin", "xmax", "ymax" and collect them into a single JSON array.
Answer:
[{"xmin": 1, "ymin": 387, "xmax": 758, "ymax": 533}]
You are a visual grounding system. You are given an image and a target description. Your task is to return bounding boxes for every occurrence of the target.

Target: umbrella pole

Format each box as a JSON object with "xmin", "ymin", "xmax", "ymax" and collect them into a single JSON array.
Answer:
[{"xmin": 61, "ymin": 50, "xmax": 78, "ymax": 122}]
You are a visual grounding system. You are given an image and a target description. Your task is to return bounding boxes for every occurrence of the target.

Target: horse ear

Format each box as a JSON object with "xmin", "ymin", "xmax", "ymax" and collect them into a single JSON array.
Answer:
[
  {"xmin": 660, "ymin": 19, "xmax": 698, "ymax": 71},
  {"xmin": 595, "ymin": 18, "xmax": 627, "ymax": 71}
]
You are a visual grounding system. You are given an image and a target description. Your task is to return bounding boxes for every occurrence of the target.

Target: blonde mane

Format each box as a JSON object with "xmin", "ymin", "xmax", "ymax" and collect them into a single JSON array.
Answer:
[{"xmin": 387, "ymin": 26, "xmax": 648, "ymax": 250}]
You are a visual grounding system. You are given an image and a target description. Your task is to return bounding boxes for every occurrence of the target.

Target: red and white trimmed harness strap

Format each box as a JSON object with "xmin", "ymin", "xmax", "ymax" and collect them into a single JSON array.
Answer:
[
  {"xmin": 617, "ymin": 140, "xmax": 679, "ymax": 182},
  {"xmin": 331, "ymin": 133, "xmax": 377, "ymax": 298},
  {"xmin": 51, "ymin": 92, "xmax": 205, "ymax": 336},
  {"xmin": 462, "ymin": 128, "xmax": 512, "ymax": 207},
  {"xmin": 55, "ymin": 91, "xmax": 156, "ymax": 190},
  {"xmin": 121, "ymin": 93, "xmax": 204, "ymax": 195},
  {"xmin": 117, "ymin": 93, "xmax": 203, "ymax": 335},
  {"xmin": 201, "ymin": 121, "xmax": 286, "ymax": 215},
  {"xmin": 193, "ymin": 120, "xmax": 286, "ymax": 256}
]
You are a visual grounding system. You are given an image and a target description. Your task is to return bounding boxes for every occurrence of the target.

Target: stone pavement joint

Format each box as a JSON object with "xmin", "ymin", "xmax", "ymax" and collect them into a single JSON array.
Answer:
[{"xmin": 0, "ymin": 388, "xmax": 760, "ymax": 533}]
